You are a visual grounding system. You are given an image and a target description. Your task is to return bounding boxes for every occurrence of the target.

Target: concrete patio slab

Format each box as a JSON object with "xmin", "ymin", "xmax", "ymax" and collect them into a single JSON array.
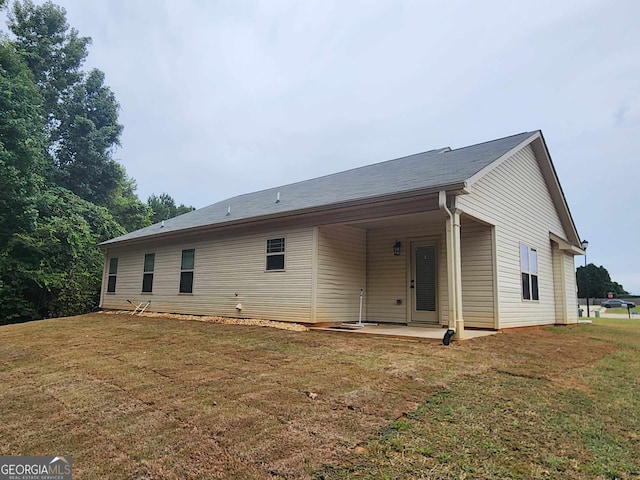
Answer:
[{"xmin": 309, "ymin": 324, "xmax": 498, "ymax": 342}]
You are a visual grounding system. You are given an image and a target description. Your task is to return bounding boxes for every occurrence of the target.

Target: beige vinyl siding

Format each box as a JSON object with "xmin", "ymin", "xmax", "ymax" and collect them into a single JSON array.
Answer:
[
  {"xmin": 563, "ymin": 252, "xmax": 578, "ymax": 323},
  {"xmin": 315, "ymin": 225, "xmax": 366, "ymax": 323},
  {"xmin": 551, "ymin": 241, "xmax": 579, "ymax": 324},
  {"xmin": 101, "ymin": 226, "xmax": 314, "ymax": 322},
  {"xmin": 458, "ymin": 144, "xmax": 566, "ymax": 328},
  {"xmin": 460, "ymin": 219, "xmax": 495, "ymax": 328},
  {"xmin": 366, "ymin": 221, "xmax": 448, "ymax": 324},
  {"xmin": 552, "ymin": 241, "xmax": 567, "ymax": 323}
]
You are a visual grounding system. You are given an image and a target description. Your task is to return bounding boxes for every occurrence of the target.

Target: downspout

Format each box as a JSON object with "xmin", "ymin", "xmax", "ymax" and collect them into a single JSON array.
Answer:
[
  {"xmin": 439, "ymin": 191, "xmax": 456, "ymax": 335},
  {"xmin": 439, "ymin": 190, "xmax": 464, "ymax": 342}
]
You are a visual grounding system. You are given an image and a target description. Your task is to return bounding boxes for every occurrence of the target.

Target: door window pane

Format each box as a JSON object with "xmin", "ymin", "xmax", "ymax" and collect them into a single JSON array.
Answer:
[{"xmin": 415, "ymin": 245, "xmax": 436, "ymax": 311}]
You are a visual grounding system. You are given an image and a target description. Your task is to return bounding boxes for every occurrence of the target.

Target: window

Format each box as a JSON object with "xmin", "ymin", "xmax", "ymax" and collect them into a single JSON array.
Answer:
[
  {"xmin": 142, "ymin": 253, "xmax": 155, "ymax": 293},
  {"xmin": 266, "ymin": 238, "xmax": 285, "ymax": 271},
  {"xmin": 179, "ymin": 249, "xmax": 195, "ymax": 293},
  {"xmin": 520, "ymin": 244, "xmax": 539, "ymax": 300},
  {"xmin": 107, "ymin": 258, "xmax": 118, "ymax": 293}
]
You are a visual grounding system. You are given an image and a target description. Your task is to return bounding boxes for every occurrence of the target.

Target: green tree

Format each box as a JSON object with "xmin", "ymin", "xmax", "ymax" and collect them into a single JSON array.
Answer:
[
  {"xmin": 9, "ymin": 1, "xmax": 129, "ymax": 208},
  {"xmin": 0, "ymin": 187, "xmax": 124, "ymax": 322},
  {"xmin": 8, "ymin": 0, "xmax": 90, "ymax": 122},
  {"xmin": 0, "ymin": 40, "xmax": 46, "ymax": 250},
  {"xmin": 148, "ymin": 193, "xmax": 195, "ymax": 224},
  {"xmin": 52, "ymin": 68, "xmax": 124, "ymax": 204},
  {"xmin": 1, "ymin": 1, "xmax": 151, "ymax": 322},
  {"xmin": 576, "ymin": 263, "xmax": 628, "ymax": 299},
  {"xmin": 108, "ymin": 174, "xmax": 153, "ymax": 232}
]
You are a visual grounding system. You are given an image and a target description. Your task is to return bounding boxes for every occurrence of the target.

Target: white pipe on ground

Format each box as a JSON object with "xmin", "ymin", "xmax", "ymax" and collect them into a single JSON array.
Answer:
[{"xmin": 340, "ymin": 289, "xmax": 377, "ymax": 328}]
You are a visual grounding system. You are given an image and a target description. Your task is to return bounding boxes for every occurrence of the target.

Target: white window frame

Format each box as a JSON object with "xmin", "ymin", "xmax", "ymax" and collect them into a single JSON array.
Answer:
[
  {"xmin": 107, "ymin": 258, "xmax": 118, "ymax": 293},
  {"xmin": 520, "ymin": 243, "xmax": 539, "ymax": 301},
  {"xmin": 266, "ymin": 238, "xmax": 285, "ymax": 271},
  {"xmin": 142, "ymin": 253, "xmax": 155, "ymax": 293},
  {"xmin": 179, "ymin": 248, "xmax": 195, "ymax": 294}
]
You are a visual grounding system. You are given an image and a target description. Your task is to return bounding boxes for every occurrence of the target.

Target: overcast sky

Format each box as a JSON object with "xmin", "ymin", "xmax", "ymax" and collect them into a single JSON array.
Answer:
[{"xmin": 3, "ymin": 0, "xmax": 639, "ymax": 293}]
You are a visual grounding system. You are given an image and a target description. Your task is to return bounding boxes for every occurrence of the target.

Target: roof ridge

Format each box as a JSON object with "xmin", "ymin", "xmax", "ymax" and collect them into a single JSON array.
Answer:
[
  {"xmin": 446, "ymin": 131, "xmax": 536, "ymax": 154},
  {"xmin": 224, "ymin": 149, "xmax": 443, "ymax": 202},
  {"xmin": 101, "ymin": 130, "xmax": 542, "ymax": 246},
  {"xmin": 213, "ymin": 131, "xmax": 537, "ymax": 205}
]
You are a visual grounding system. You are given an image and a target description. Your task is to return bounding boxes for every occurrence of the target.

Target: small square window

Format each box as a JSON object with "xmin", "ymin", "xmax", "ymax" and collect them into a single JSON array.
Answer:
[
  {"xmin": 266, "ymin": 238, "xmax": 285, "ymax": 271},
  {"xmin": 180, "ymin": 271, "xmax": 194, "ymax": 293},
  {"xmin": 142, "ymin": 273, "xmax": 154, "ymax": 293},
  {"xmin": 267, "ymin": 238, "xmax": 285, "ymax": 254},
  {"xmin": 266, "ymin": 254, "xmax": 285, "ymax": 271}
]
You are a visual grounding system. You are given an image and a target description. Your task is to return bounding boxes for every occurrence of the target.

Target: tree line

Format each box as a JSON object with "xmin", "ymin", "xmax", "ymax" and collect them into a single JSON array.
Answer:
[
  {"xmin": 0, "ymin": 0, "xmax": 193, "ymax": 323},
  {"xmin": 1, "ymin": 1, "xmax": 630, "ymax": 323},
  {"xmin": 576, "ymin": 263, "xmax": 628, "ymax": 299}
]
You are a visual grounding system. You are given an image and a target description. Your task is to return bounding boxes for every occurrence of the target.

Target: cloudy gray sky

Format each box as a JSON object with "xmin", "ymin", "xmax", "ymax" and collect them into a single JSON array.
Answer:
[{"xmin": 3, "ymin": 0, "xmax": 640, "ymax": 292}]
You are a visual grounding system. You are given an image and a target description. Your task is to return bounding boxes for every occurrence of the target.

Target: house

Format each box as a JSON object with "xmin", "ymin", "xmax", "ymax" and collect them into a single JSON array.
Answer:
[{"xmin": 99, "ymin": 131, "xmax": 583, "ymax": 338}]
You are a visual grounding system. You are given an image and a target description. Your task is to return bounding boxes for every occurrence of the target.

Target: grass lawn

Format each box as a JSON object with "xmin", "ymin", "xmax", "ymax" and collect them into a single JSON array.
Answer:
[{"xmin": 0, "ymin": 314, "xmax": 639, "ymax": 479}]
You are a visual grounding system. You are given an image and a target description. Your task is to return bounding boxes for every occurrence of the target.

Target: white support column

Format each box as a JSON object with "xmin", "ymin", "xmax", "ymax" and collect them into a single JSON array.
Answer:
[
  {"xmin": 445, "ymin": 215, "xmax": 457, "ymax": 330},
  {"xmin": 440, "ymin": 191, "xmax": 465, "ymax": 340},
  {"xmin": 451, "ymin": 208, "xmax": 464, "ymax": 339}
]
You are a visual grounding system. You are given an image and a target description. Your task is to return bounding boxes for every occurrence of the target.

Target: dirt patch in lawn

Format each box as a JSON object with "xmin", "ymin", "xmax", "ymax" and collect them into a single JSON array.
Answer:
[{"xmin": 0, "ymin": 315, "xmax": 625, "ymax": 479}]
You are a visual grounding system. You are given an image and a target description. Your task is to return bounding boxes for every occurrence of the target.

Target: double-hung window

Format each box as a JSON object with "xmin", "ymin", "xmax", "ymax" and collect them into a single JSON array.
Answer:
[
  {"xmin": 266, "ymin": 238, "xmax": 285, "ymax": 271},
  {"xmin": 179, "ymin": 249, "xmax": 195, "ymax": 293},
  {"xmin": 142, "ymin": 253, "xmax": 155, "ymax": 293},
  {"xmin": 107, "ymin": 258, "xmax": 118, "ymax": 293},
  {"xmin": 520, "ymin": 244, "xmax": 539, "ymax": 300}
]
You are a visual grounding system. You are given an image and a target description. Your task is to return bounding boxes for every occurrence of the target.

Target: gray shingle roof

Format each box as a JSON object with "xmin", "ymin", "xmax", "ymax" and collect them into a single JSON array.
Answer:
[{"xmin": 101, "ymin": 131, "xmax": 537, "ymax": 246}]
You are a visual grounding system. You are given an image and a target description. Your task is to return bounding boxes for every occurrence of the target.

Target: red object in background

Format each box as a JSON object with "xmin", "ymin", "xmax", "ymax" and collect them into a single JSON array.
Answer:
[{"xmin": 608, "ymin": 293, "xmax": 614, "ymax": 299}]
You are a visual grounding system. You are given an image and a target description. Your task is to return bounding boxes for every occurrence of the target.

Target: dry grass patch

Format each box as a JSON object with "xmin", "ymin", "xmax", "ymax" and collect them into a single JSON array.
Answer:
[
  {"xmin": 317, "ymin": 319, "xmax": 640, "ymax": 479},
  {"xmin": 0, "ymin": 314, "xmax": 637, "ymax": 479}
]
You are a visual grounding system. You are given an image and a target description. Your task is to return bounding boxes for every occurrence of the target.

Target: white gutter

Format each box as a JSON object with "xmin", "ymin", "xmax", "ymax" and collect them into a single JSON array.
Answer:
[{"xmin": 100, "ymin": 181, "xmax": 469, "ymax": 248}]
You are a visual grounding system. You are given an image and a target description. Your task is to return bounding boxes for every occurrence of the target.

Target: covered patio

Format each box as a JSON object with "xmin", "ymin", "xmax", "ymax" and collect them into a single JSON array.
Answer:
[{"xmin": 313, "ymin": 192, "xmax": 497, "ymax": 340}]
